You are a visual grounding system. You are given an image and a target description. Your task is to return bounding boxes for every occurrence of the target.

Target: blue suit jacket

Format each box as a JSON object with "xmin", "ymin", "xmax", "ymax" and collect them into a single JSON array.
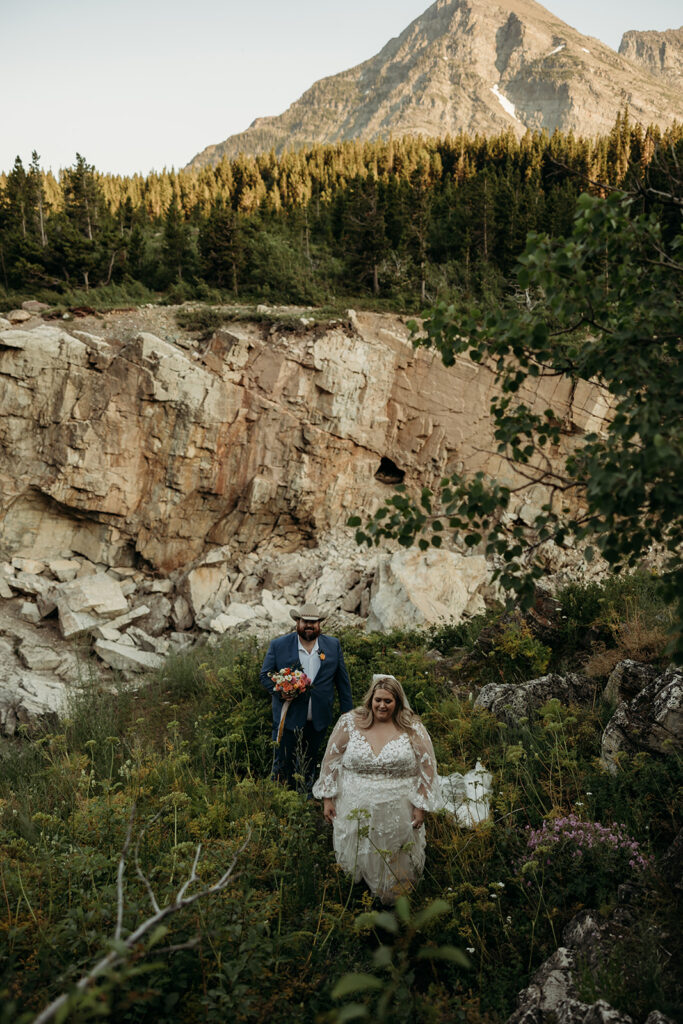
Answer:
[{"xmin": 260, "ymin": 632, "xmax": 353, "ymax": 736}]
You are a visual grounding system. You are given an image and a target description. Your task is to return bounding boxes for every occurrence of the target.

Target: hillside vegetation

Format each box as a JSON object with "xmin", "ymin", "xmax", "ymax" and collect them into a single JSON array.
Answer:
[
  {"xmin": 1, "ymin": 116, "xmax": 680, "ymax": 311},
  {"xmin": 0, "ymin": 573, "xmax": 680, "ymax": 1023}
]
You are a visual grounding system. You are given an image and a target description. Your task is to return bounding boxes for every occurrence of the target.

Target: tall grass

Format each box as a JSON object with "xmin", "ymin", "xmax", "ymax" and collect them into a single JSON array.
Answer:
[{"xmin": 0, "ymin": 573, "xmax": 680, "ymax": 1023}]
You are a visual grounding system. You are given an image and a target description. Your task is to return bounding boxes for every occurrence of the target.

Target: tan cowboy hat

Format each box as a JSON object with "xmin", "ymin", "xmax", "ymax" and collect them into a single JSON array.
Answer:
[{"xmin": 289, "ymin": 602, "xmax": 327, "ymax": 622}]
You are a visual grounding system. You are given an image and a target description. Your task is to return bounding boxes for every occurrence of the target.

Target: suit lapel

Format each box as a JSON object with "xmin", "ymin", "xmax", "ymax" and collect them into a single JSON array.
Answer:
[{"xmin": 288, "ymin": 632, "xmax": 300, "ymax": 669}]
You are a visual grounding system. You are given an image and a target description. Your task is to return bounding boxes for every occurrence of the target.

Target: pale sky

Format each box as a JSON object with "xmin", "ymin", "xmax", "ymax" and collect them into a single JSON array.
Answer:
[{"xmin": 1, "ymin": 0, "xmax": 681, "ymax": 177}]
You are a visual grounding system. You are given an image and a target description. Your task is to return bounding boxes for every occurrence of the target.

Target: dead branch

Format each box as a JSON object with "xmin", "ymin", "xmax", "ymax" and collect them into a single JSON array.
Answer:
[{"xmin": 32, "ymin": 809, "xmax": 250, "ymax": 1024}]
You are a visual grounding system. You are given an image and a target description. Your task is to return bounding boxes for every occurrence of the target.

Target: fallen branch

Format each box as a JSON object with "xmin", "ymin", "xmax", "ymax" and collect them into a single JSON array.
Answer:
[{"xmin": 32, "ymin": 806, "xmax": 249, "ymax": 1024}]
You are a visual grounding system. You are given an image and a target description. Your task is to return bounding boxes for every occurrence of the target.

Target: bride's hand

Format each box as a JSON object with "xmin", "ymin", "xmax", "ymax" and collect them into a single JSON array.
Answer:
[
  {"xmin": 411, "ymin": 806, "xmax": 425, "ymax": 829},
  {"xmin": 323, "ymin": 798, "xmax": 336, "ymax": 823}
]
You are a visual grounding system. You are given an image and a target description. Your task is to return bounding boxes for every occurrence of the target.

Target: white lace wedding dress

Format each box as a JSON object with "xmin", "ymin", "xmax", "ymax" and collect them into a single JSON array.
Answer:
[{"xmin": 312, "ymin": 712, "xmax": 442, "ymax": 903}]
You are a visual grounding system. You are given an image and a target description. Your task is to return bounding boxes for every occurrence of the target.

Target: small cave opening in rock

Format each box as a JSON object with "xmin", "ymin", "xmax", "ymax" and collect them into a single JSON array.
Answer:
[{"xmin": 375, "ymin": 457, "xmax": 405, "ymax": 485}]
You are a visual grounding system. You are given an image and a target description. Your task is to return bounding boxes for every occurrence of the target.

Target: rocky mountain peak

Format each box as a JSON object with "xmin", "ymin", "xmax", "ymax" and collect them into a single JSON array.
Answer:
[
  {"xmin": 187, "ymin": 0, "xmax": 683, "ymax": 168},
  {"xmin": 619, "ymin": 26, "xmax": 683, "ymax": 89}
]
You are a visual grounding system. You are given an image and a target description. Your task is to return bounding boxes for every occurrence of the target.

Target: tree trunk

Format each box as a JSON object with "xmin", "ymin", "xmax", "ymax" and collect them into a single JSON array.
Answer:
[{"xmin": 103, "ymin": 251, "xmax": 116, "ymax": 287}]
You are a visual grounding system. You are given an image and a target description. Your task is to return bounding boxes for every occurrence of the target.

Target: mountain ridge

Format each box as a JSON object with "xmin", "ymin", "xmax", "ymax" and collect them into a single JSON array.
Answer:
[{"xmin": 187, "ymin": 0, "xmax": 683, "ymax": 169}]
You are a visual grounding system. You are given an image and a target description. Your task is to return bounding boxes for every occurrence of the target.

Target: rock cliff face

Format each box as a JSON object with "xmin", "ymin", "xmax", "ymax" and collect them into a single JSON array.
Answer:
[
  {"xmin": 0, "ymin": 308, "xmax": 608, "ymax": 574},
  {"xmin": 0, "ymin": 305, "xmax": 615, "ymax": 728},
  {"xmin": 188, "ymin": 0, "xmax": 683, "ymax": 168},
  {"xmin": 619, "ymin": 27, "xmax": 683, "ymax": 90}
]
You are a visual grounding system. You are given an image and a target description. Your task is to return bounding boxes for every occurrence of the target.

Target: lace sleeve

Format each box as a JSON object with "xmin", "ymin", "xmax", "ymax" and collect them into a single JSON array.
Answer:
[
  {"xmin": 312, "ymin": 713, "xmax": 352, "ymax": 799},
  {"xmin": 409, "ymin": 720, "xmax": 441, "ymax": 812}
]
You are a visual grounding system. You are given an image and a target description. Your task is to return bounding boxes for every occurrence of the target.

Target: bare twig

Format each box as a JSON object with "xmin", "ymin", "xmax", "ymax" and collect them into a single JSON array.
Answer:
[{"xmin": 32, "ymin": 816, "xmax": 250, "ymax": 1024}]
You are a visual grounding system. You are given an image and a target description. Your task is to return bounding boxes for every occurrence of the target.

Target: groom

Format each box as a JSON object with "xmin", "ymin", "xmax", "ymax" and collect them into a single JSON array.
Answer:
[{"xmin": 260, "ymin": 603, "xmax": 353, "ymax": 791}]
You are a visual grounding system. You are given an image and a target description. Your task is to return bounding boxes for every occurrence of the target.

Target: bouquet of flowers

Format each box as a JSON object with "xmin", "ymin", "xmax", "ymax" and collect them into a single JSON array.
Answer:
[{"xmin": 269, "ymin": 667, "xmax": 312, "ymax": 742}]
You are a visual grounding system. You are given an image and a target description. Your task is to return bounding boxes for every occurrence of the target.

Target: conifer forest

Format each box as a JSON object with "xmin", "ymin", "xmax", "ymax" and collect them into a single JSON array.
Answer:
[{"xmin": 1, "ymin": 114, "xmax": 680, "ymax": 310}]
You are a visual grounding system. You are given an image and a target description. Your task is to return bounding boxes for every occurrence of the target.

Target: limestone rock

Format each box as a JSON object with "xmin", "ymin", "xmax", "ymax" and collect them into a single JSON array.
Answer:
[
  {"xmin": 22, "ymin": 300, "xmax": 50, "ymax": 314},
  {"xmin": 507, "ymin": 946, "xmax": 579, "ymax": 1024},
  {"xmin": 209, "ymin": 602, "xmax": 257, "ymax": 633},
  {"xmin": 171, "ymin": 595, "xmax": 193, "ymax": 631},
  {"xmin": 180, "ymin": 566, "xmax": 228, "ymax": 617},
  {"xmin": 93, "ymin": 639, "xmax": 164, "ymax": 673},
  {"xmin": 47, "ymin": 558, "xmax": 81, "ymax": 582},
  {"xmin": 107, "ymin": 604, "xmax": 151, "ymax": 630},
  {"xmin": 43, "ymin": 574, "xmax": 129, "ymax": 621},
  {"xmin": 367, "ymin": 549, "xmax": 488, "ymax": 632},
  {"xmin": 55, "ymin": 600, "xmax": 101, "ymax": 639},
  {"xmin": 0, "ymin": 312, "xmax": 611, "ymax": 578},
  {"xmin": 604, "ymin": 659, "xmax": 659, "ymax": 706},
  {"xmin": 134, "ymin": 594, "xmax": 172, "ymax": 636},
  {"xmin": 601, "ymin": 666, "xmax": 683, "ymax": 771},
  {"xmin": 260, "ymin": 588, "xmax": 292, "ymax": 626},
  {"xmin": 12, "ymin": 557, "xmax": 46, "ymax": 575},
  {"xmin": 17, "ymin": 641, "xmax": 62, "ymax": 671},
  {"xmin": 20, "ymin": 602, "xmax": 41, "ymax": 624},
  {"xmin": 7, "ymin": 309, "xmax": 31, "ymax": 323},
  {"xmin": 475, "ymin": 673, "xmax": 598, "ymax": 727}
]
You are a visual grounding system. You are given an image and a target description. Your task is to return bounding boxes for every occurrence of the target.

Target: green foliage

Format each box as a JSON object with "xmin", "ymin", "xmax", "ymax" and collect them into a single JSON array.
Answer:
[
  {"xmin": 174, "ymin": 305, "xmax": 225, "ymax": 338},
  {"xmin": 328, "ymin": 897, "xmax": 469, "ymax": 1022},
  {"xmin": 0, "ymin": 576, "xmax": 679, "ymax": 1023},
  {"xmin": 3, "ymin": 118, "xmax": 680, "ymax": 308},
  {"xmin": 354, "ymin": 185, "xmax": 683, "ymax": 659}
]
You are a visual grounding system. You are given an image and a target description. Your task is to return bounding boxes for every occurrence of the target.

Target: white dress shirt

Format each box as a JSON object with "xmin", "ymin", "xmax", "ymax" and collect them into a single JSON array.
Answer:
[{"xmin": 297, "ymin": 637, "xmax": 321, "ymax": 722}]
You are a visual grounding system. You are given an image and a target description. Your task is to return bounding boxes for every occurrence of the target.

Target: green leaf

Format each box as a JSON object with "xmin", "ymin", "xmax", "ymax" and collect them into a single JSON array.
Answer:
[
  {"xmin": 417, "ymin": 945, "xmax": 471, "ymax": 967},
  {"xmin": 332, "ymin": 974, "xmax": 384, "ymax": 999},
  {"xmin": 394, "ymin": 895, "xmax": 410, "ymax": 924},
  {"xmin": 334, "ymin": 1003, "xmax": 371, "ymax": 1022},
  {"xmin": 411, "ymin": 899, "xmax": 450, "ymax": 930},
  {"xmin": 148, "ymin": 924, "xmax": 169, "ymax": 948}
]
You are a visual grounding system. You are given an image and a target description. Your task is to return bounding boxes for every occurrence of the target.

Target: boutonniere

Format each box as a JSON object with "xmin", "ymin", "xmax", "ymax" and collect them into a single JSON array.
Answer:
[{"xmin": 319, "ymin": 652, "xmax": 326, "ymax": 661}]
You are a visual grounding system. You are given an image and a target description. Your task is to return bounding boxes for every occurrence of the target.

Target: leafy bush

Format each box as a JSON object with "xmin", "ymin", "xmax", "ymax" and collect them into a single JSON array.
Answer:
[{"xmin": 0, "ymin": 585, "xmax": 680, "ymax": 1023}]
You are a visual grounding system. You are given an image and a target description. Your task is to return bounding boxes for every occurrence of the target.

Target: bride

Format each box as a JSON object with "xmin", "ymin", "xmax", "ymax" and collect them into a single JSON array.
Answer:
[{"xmin": 312, "ymin": 674, "xmax": 441, "ymax": 904}]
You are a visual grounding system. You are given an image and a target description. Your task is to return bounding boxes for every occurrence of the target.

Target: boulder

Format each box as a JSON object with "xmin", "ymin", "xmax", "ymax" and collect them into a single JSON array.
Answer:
[
  {"xmin": 366, "ymin": 549, "xmax": 489, "ymax": 632},
  {"xmin": 17, "ymin": 641, "xmax": 62, "ymax": 671},
  {"xmin": 0, "ymin": 657, "xmax": 70, "ymax": 736},
  {"xmin": 54, "ymin": 600, "xmax": 101, "ymax": 639},
  {"xmin": 7, "ymin": 309, "xmax": 31, "ymax": 323},
  {"xmin": 21, "ymin": 300, "xmax": 50, "ymax": 313},
  {"xmin": 42, "ymin": 574, "xmax": 129, "ymax": 621},
  {"xmin": 47, "ymin": 557, "xmax": 81, "ymax": 582},
  {"xmin": 260, "ymin": 588, "xmax": 292, "ymax": 626},
  {"xmin": 209, "ymin": 602, "xmax": 257, "ymax": 634},
  {"xmin": 8, "ymin": 572, "xmax": 51, "ymax": 597},
  {"xmin": 93, "ymin": 639, "xmax": 164, "ymax": 673},
  {"xmin": 604, "ymin": 659, "xmax": 660, "ymax": 705},
  {"xmin": 601, "ymin": 666, "xmax": 683, "ymax": 771},
  {"xmin": 171, "ymin": 594, "xmax": 193, "ymax": 631},
  {"xmin": 475, "ymin": 673, "xmax": 598, "ymax": 727},
  {"xmin": 134, "ymin": 594, "xmax": 172, "ymax": 636},
  {"xmin": 20, "ymin": 601, "xmax": 41, "ymax": 624},
  {"xmin": 180, "ymin": 565, "xmax": 228, "ymax": 617},
  {"xmin": 11, "ymin": 557, "xmax": 46, "ymax": 575},
  {"xmin": 107, "ymin": 604, "xmax": 151, "ymax": 630}
]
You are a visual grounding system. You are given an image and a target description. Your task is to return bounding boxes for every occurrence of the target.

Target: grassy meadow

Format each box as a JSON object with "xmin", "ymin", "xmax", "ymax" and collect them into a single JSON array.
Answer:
[{"xmin": 0, "ymin": 572, "xmax": 680, "ymax": 1023}]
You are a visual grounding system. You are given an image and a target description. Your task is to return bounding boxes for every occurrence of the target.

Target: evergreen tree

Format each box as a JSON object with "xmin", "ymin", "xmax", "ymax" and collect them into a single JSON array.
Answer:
[
  {"xmin": 198, "ymin": 199, "xmax": 244, "ymax": 292},
  {"xmin": 161, "ymin": 198, "xmax": 194, "ymax": 284}
]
